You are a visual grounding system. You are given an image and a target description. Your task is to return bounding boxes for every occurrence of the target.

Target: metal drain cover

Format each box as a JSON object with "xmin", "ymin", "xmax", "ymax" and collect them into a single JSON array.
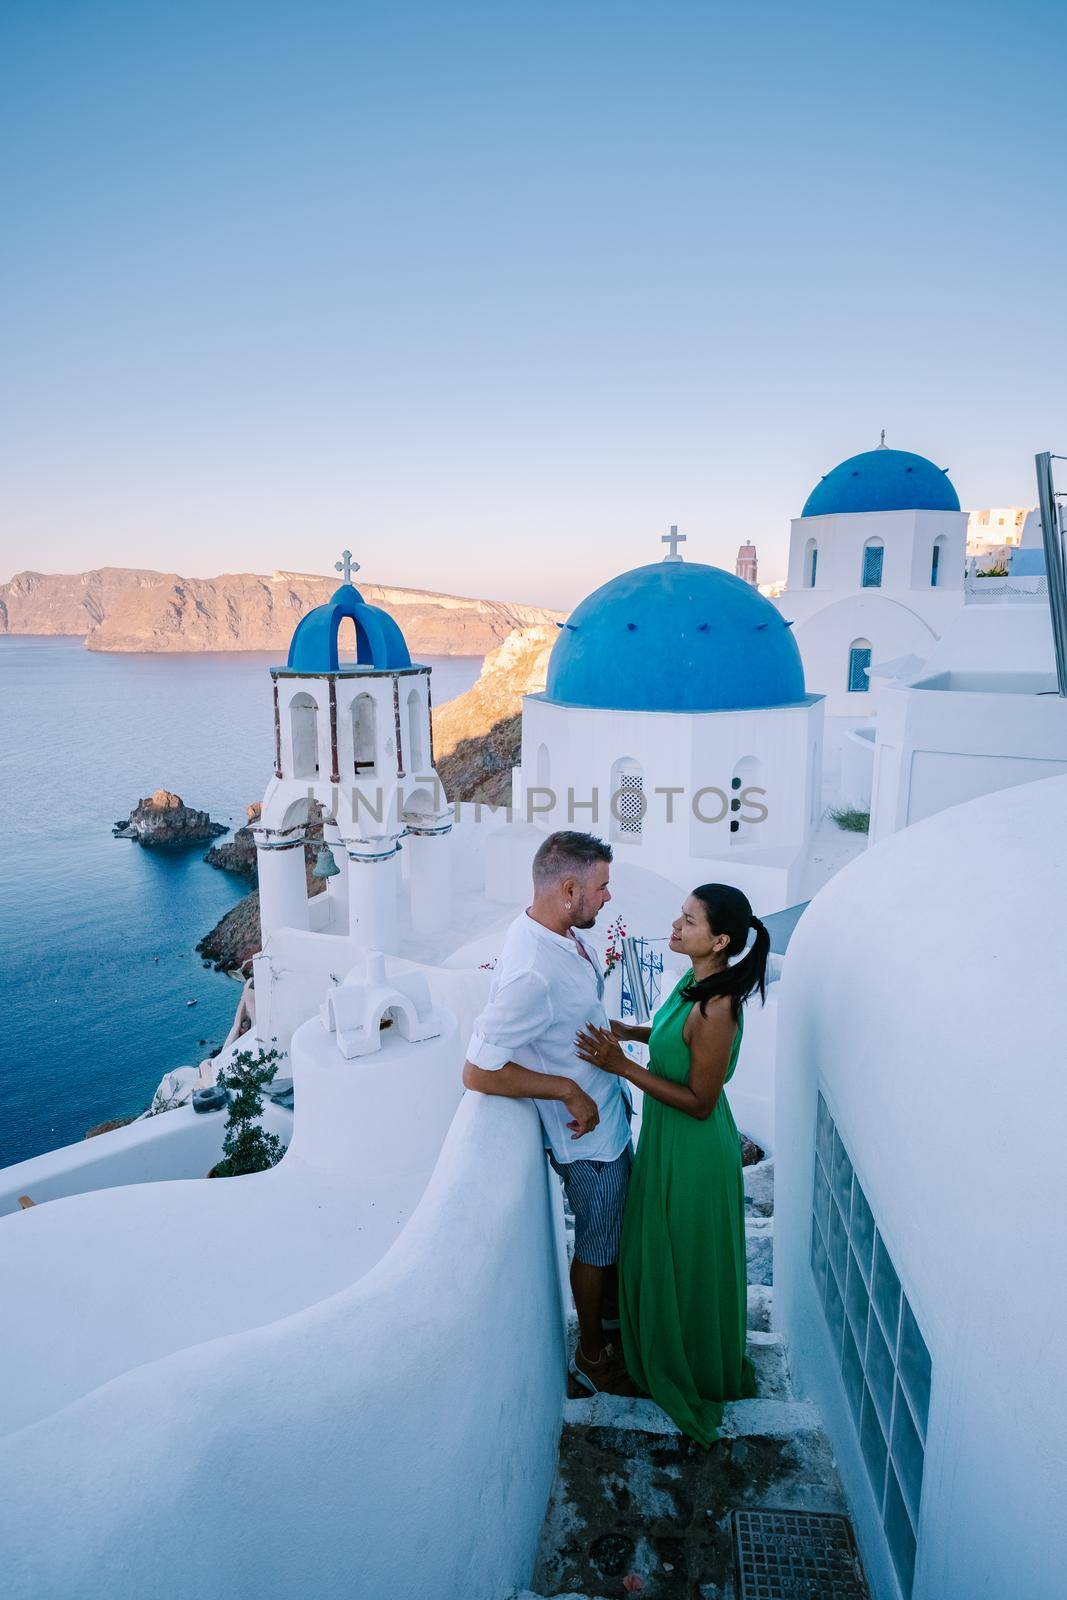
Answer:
[{"xmin": 733, "ymin": 1508, "xmax": 870, "ymax": 1599}]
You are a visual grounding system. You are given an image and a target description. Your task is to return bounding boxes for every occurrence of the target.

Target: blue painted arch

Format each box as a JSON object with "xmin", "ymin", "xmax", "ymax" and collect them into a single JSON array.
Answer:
[
  {"xmin": 544, "ymin": 561, "xmax": 806, "ymax": 713},
  {"xmin": 286, "ymin": 584, "xmax": 412, "ymax": 672}
]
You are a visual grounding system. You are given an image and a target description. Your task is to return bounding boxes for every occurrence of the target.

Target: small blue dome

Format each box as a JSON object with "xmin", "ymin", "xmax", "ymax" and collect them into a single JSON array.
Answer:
[
  {"xmin": 802, "ymin": 447, "xmax": 960, "ymax": 518},
  {"xmin": 287, "ymin": 583, "xmax": 412, "ymax": 673},
  {"xmin": 544, "ymin": 561, "xmax": 806, "ymax": 714}
]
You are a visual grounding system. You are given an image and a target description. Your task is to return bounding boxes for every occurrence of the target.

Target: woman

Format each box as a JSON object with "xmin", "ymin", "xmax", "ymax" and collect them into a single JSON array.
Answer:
[{"xmin": 575, "ymin": 883, "xmax": 769, "ymax": 1445}]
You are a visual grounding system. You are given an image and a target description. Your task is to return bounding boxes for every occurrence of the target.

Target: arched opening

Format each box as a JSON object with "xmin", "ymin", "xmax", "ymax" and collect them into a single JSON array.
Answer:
[
  {"xmin": 847, "ymin": 638, "xmax": 873, "ymax": 694},
  {"xmin": 289, "ymin": 692, "xmax": 320, "ymax": 778},
  {"xmin": 610, "ymin": 756, "xmax": 645, "ymax": 843},
  {"xmin": 352, "ymin": 693, "xmax": 376, "ymax": 774},
  {"xmin": 729, "ymin": 755, "xmax": 765, "ymax": 845},
  {"xmin": 861, "ymin": 539, "xmax": 884, "ymax": 588},
  {"xmin": 931, "ymin": 536, "xmax": 946, "ymax": 587},
  {"xmin": 337, "ymin": 616, "xmax": 359, "ymax": 661},
  {"xmin": 535, "ymin": 742, "xmax": 550, "ymax": 789},
  {"xmin": 804, "ymin": 538, "xmax": 818, "ymax": 588},
  {"xmin": 407, "ymin": 687, "xmax": 426, "ymax": 777}
]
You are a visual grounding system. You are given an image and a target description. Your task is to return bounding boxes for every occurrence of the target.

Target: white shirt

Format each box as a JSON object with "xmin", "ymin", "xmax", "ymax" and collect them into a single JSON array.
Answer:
[{"xmin": 466, "ymin": 910, "xmax": 632, "ymax": 1165}]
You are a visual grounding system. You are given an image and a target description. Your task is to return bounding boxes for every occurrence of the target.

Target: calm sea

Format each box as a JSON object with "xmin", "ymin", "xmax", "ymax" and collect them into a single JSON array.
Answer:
[{"xmin": 0, "ymin": 638, "xmax": 481, "ymax": 1167}]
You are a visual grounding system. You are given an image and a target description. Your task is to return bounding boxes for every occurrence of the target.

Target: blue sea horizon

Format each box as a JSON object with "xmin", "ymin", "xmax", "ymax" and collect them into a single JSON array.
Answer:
[{"xmin": 0, "ymin": 637, "xmax": 481, "ymax": 1168}]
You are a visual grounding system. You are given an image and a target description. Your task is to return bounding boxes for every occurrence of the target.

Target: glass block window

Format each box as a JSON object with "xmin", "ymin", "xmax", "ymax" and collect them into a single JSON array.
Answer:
[
  {"xmin": 811, "ymin": 1092, "xmax": 931, "ymax": 1598},
  {"xmin": 862, "ymin": 543, "xmax": 884, "ymax": 587},
  {"xmin": 848, "ymin": 645, "xmax": 872, "ymax": 693},
  {"xmin": 616, "ymin": 772, "xmax": 644, "ymax": 835}
]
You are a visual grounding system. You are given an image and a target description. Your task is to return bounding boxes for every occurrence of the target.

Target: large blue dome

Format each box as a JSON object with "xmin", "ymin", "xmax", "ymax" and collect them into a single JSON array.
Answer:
[
  {"xmin": 802, "ymin": 447, "xmax": 960, "ymax": 518},
  {"xmin": 544, "ymin": 561, "xmax": 806, "ymax": 714}
]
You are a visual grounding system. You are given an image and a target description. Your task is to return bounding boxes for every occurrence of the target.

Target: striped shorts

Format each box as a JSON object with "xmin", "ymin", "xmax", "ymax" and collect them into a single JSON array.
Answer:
[{"xmin": 550, "ymin": 1143, "xmax": 633, "ymax": 1267}]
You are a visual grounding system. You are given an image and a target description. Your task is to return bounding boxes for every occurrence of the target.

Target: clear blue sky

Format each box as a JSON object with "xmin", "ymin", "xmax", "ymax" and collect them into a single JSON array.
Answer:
[{"xmin": 2, "ymin": 0, "xmax": 1064, "ymax": 608}]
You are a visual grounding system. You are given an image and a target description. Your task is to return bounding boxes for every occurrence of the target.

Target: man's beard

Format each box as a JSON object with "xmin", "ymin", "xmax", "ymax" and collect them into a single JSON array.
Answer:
[{"xmin": 572, "ymin": 900, "xmax": 599, "ymax": 929}]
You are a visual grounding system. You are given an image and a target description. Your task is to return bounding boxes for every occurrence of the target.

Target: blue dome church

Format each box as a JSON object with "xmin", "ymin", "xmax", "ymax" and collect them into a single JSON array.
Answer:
[
  {"xmin": 781, "ymin": 436, "xmax": 970, "ymax": 717},
  {"xmin": 514, "ymin": 530, "xmax": 826, "ymax": 911}
]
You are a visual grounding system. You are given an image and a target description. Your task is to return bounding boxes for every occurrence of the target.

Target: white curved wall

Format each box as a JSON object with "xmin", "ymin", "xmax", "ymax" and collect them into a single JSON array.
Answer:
[
  {"xmin": 789, "ymin": 594, "xmax": 938, "ymax": 714},
  {"xmin": 0, "ymin": 1092, "xmax": 566, "ymax": 1600},
  {"xmin": 774, "ymin": 774, "xmax": 1067, "ymax": 1600}
]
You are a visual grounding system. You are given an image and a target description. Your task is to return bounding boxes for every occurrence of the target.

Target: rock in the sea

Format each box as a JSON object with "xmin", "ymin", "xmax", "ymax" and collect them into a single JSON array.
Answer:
[
  {"xmin": 203, "ymin": 802, "xmax": 261, "ymax": 880},
  {"xmin": 114, "ymin": 789, "xmax": 227, "ymax": 847},
  {"xmin": 433, "ymin": 625, "xmax": 557, "ymax": 804}
]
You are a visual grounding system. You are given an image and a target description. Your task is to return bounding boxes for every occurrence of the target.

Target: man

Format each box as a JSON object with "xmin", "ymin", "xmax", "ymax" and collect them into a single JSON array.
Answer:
[{"xmin": 462, "ymin": 830, "xmax": 634, "ymax": 1395}]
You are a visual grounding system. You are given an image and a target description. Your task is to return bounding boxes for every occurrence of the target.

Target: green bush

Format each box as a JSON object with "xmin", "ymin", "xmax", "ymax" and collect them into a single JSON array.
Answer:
[
  {"xmin": 210, "ymin": 1043, "xmax": 287, "ymax": 1178},
  {"xmin": 976, "ymin": 563, "xmax": 1009, "ymax": 577},
  {"xmin": 829, "ymin": 806, "xmax": 870, "ymax": 833}
]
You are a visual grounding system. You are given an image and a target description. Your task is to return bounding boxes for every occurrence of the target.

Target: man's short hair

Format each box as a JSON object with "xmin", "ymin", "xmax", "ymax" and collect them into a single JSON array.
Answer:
[{"xmin": 532, "ymin": 830, "xmax": 613, "ymax": 887}]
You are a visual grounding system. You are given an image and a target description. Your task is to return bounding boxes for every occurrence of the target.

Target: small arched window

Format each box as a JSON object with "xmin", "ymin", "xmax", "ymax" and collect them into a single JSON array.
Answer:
[
  {"xmin": 804, "ymin": 538, "xmax": 818, "ymax": 588},
  {"xmin": 352, "ymin": 693, "xmax": 376, "ymax": 774},
  {"xmin": 931, "ymin": 536, "xmax": 946, "ymax": 588},
  {"xmin": 847, "ymin": 639, "xmax": 873, "ymax": 694},
  {"xmin": 535, "ymin": 742, "xmax": 551, "ymax": 790},
  {"xmin": 289, "ymin": 692, "xmax": 320, "ymax": 778},
  {"xmin": 407, "ymin": 687, "xmax": 425, "ymax": 777},
  {"xmin": 861, "ymin": 540, "xmax": 884, "ymax": 588},
  {"xmin": 610, "ymin": 757, "xmax": 644, "ymax": 842}
]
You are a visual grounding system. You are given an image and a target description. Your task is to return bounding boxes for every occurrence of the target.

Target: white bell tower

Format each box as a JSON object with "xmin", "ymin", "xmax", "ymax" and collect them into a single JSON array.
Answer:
[{"xmin": 253, "ymin": 550, "xmax": 453, "ymax": 951}]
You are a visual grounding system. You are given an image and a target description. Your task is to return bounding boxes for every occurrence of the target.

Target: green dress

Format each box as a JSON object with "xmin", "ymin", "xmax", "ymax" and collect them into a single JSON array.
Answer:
[{"xmin": 619, "ymin": 970, "xmax": 757, "ymax": 1446}]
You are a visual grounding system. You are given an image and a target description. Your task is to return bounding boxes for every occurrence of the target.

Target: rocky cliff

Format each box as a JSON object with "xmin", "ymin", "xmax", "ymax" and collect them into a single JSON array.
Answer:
[
  {"xmin": 0, "ymin": 567, "xmax": 563, "ymax": 656},
  {"xmin": 432, "ymin": 624, "xmax": 557, "ymax": 804},
  {"xmin": 203, "ymin": 803, "xmax": 261, "ymax": 881}
]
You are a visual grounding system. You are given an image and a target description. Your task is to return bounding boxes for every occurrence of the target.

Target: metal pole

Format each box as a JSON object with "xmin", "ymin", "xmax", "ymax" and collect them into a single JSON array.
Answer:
[
  {"xmin": 621, "ymin": 937, "xmax": 651, "ymax": 1026},
  {"xmin": 1034, "ymin": 452, "xmax": 1067, "ymax": 697}
]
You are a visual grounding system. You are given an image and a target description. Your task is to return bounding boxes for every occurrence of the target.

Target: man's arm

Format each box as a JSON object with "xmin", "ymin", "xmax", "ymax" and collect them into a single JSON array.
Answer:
[
  {"xmin": 463, "ymin": 968, "xmax": 600, "ymax": 1140},
  {"xmin": 462, "ymin": 1060, "xmax": 599, "ymax": 1137}
]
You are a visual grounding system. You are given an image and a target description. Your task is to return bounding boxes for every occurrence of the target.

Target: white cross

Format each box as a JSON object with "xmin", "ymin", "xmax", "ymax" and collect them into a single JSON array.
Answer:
[
  {"xmin": 335, "ymin": 549, "xmax": 360, "ymax": 584},
  {"xmin": 662, "ymin": 524, "xmax": 686, "ymax": 562}
]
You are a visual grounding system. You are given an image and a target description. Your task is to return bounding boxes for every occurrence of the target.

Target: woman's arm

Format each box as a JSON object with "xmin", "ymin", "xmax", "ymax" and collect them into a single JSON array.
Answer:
[
  {"xmin": 610, "ymin": 1019, "xmax": 652, "ymax": 1045},
  {"xmin": 576, "ymin": 1002, "xmax": 736, "ymax": 1121}
]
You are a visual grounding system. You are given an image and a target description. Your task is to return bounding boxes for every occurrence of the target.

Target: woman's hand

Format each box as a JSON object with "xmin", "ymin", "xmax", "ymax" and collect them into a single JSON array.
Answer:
[{"xmin": 575, "ymin": 1023, "xmax": 630, "ymax": 1077}]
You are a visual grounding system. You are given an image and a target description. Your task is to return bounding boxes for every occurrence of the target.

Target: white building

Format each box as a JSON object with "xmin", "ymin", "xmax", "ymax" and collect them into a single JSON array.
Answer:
[
  {"xmin": 781, "ymin": 440, "xmax": 968, "ymax": 715},
  {"xmin": 867, "ymin": 601, "xmax": 1067, "ymax": 842},
  {"xmin": 509, "ymin": 534, "xmax": 825, "ymax": 911},
  {"xmin": 775, "ymin": 771, "xmax": 1067, "ymax": 1600}
]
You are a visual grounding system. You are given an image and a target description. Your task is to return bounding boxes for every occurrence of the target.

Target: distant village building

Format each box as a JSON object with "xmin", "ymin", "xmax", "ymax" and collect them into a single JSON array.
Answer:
[
  {"xmin": 967, "ymin": 505, "xmax": 1029, "ymax": 551},
  {"xmin": 735, "ymin": 541, "xmax": 758, "ymax": 585}
]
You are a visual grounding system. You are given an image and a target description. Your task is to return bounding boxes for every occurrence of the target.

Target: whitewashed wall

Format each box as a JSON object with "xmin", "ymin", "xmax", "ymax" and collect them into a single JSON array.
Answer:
[
  {"xmin": 869, "ymin": 674, "xmax": 1067, "ymax": 843},
  {"xmin": 774, "ymin": 774, "xmax": 1067, "ymax": 1600},
  {"xmin": 0, "ymin": 1091, "xmax": 566, "ymax": 1600}
]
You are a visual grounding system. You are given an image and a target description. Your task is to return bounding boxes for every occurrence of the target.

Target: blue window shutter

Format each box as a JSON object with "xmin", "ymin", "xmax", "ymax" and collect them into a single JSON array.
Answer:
[
  {"xmin": 862, "ymin": 545, "xmax": 884, "ymax": 587},
  {"xmin": 931, "ymin": 545, "xmax": 940, "ymax": 587},
  {"xmin": 811, "ymin": 547, "xmax": 818, "ymax": 586},
  {"xmin": 848, "ymin": 647, "xmax": 872, "ymax": 692}
]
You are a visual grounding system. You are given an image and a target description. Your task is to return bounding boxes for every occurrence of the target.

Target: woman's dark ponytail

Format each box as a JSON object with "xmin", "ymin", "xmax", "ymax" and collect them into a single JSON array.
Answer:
[{"xmin": 680, "ymin": 883, "xmax": 771, "ymax": 1021}]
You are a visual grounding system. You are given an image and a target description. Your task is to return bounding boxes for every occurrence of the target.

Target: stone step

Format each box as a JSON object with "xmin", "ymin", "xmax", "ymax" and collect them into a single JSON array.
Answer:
[
  {"xmin": 745, "ymin": 1216, "xmax": 773, "ymax": 1287},
  {"xmin": 565, "ymin": 1332, "xmax": 792, "ymax": 1412},
  {"xmin": 743, "ymin": 1156, "xmax": 774, "ymax": 1218},
  {"xmin": 747, "ymin": 1283, "xmax": 773, "ymax": 1332},
  {"xmin": 532, "ymin": 1396, "xmax": 847, "ymax": 1600}
]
